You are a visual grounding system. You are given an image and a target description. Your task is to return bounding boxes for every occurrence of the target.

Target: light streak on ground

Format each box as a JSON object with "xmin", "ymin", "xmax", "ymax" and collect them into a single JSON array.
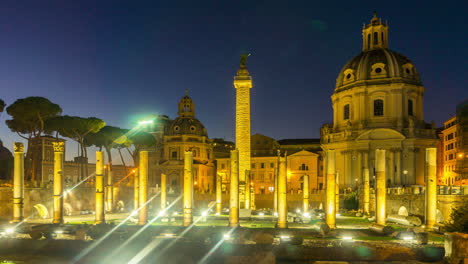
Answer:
[
  {"xmin": 103, "ymin": 195, "xmax": 183, "ymax": 263},
  {"xmin": 197, "ymin": 227, "xmax": 237, "ymax": 264},
  {"xmin": 70, "ymin": 191, "xmax": 160, "ymax": 264},
  {"xmin": 129, "ymin": 202, "xmax": 217, "ymax": 263}
]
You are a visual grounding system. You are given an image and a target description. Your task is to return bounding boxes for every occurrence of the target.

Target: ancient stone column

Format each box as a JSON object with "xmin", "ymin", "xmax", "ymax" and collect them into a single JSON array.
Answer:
[
  {"xmin": 335, "ymin": 172, "xmax": 339, "ymax": 214},
  {"xmin": 274, "ymin": 166, "xmax": 278, "ymax": 213},
  {"xmin": 303, "ymin": 174, "xmax": 309, "ymax": 213},
  {"xmin": 95, "ymin": 151, "xmax": 105, "ymax": 224},
  {"xmin": 106, "ymin": 165, "xmax": 114, "ymax": 212},
  {"xmin": 52, "ymin": 142, "xmax": 64, "ymax": 224},
  {"xmin": 229, "ymin": 150, "xmax": 239, "ymax": 227},
  {"xmin": 139, "ymin": 151, "xmax": 149, "ymax": 225},
  {"xmin": 161, "ymin": 173, "xmax": 167, "ymax": 211},
  {"xmin": 245, "ymin": 170, "xmax": 251, "ymax": 210},
  {"xmin": 326, "ymin": 149, "xmax": 336, "ymax": 229},
  {"xmin": 250, "ymin": 183, "xmax": 256, "ymax": 210},
  {"xmin": 216, "ymin": 173, "xmax": 222, "ymax": 215},
  {"xmin": 277, "ymin": 155, "xmax": 288, "ymax": 228},
  {"xmin": 133, "ymin": 168, "xmax": 139, "ymax": 211},
  {"xmin": 395, "ymin": 150, "xmax": 402, "ymax": 185},
  {"xmin": 12, "ymin": 143, "xmax": 24, "ymax": 223},
  {"xmin": 426, "ymin": 148, "xmax": 437, "ymax": 229},
  {"xmin": 233, "ymin": 55, "xmax": 252, "ymax": 208},
  {"xmin": 363, "ymin": 152, "xmax": 370, "ymax": 215},
  {"xmin": 183, "ymin": 151, "xmax": 193, "ymax": 226},
  {"xmin": 375, "ymin": 149, "xmax": 386, "ymax": 225}
]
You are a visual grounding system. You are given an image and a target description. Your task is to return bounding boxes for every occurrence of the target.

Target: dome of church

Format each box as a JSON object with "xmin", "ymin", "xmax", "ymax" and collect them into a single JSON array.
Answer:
[
  {"xmin": 335, "ymin": 13, "xmax": 422, "ymax": 90},
  {"xmin": 336, "ymin": 49, "xmax": 422, "ymax": 89},
  {"xmin": 166, "ymin": 117, "xmax": 208, "ymax": 137},
  {"xmin": 166, "ymin": 90, "xmax": 208, "ymax": 137}
]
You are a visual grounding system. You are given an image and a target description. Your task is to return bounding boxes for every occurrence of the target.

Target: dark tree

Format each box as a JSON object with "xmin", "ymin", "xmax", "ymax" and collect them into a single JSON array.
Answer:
[{"xmin": 5, "ymin": 97, "xmax": 62, "ymax": 181}]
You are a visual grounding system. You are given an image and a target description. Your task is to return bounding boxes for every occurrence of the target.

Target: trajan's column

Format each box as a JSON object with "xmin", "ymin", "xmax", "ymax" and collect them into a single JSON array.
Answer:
[{"xmin": 234, "ymin": 53, "xmax": 252, "ymax": 208}]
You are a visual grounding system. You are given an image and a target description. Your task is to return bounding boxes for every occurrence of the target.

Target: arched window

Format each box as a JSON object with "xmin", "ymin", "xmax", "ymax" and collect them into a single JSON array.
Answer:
[
  {"xmin": 408, "ymin": 99, "xmax": 414, "ymax": 116},
  {"xmin": 367, "ymin": 34, "xmax": 371, "ymax": 49},
  {"xmin": 373, "ymin": 32, "xmax": 378, "ymax": 45},
  {"xmin": 381, "ymin": 32, "xmax": 384, "ymax": 43},
  {"xmin": 374, "ymin": 99, "xmax": 384, "ymax": 116},
  {"xmin": 343, "ymin": 104, "xmax": 350, "ymax": 120}
]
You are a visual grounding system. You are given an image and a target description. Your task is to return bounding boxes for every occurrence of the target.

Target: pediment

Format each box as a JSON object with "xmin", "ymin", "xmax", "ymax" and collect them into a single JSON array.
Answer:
[{"xmin": 356, "ymin": 128, "xmax": 405, "ymax": 141}]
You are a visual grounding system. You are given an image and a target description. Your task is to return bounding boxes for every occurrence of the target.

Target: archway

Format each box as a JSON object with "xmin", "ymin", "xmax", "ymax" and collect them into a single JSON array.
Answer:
[
  {"xmin": 33, "ymin": 204, "xmax": 49, "ymax": 219},
  {"xmin": 398, "ymin": 206, "xmax": 409, "ymax": 216}
]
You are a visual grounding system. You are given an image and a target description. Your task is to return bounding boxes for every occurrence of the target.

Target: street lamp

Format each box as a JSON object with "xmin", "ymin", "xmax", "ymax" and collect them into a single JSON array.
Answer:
[{"xmin": 138, "ymin": 120, "xmax": 154, "ymax": 125}]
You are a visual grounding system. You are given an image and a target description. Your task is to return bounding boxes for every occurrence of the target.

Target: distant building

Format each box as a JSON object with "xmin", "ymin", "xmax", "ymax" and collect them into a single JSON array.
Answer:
[
  {"xmin": 215, "ymin": 134, "xmax": 323, "ymax": 194},
  {"xmin": 438, "ymin": 100, "xmax": 468, "ymax": 185},
  {"xmin": 0, "ymin": 140, "xmax": 13, "ymax": 181}
]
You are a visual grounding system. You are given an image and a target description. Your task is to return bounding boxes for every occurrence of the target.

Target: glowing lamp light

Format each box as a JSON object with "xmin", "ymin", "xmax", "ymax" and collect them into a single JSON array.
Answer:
[
  {"xmin": 303, "ymin": 212, "xmax": 311, "ymax": 218},
  {"xmin": 55, "ymin": 230, "xmax": 64, "ymax": 234},
  {"xmin": 5, "ymin": 228, "xmax": 14, "ymax": 234},
  {"xmin": 201, "ymin": 211, "xmax": 208, "ymax": 217},
  {"xmin": 274, "ymin": 212, "xmax": 278, "ymax": 217},
  {"xmin": 138, "ymin": 120, "xmax": 154, "ymax": 125},
  {"xmin": 258, "ymin": 212, "xmax": 265, "ymax": 217},
  {"xmin": 172, "ymin": 212, "xmax": 178, "ymax": 216},
  {"xmin": 223, "ymin": 233, "xmax": 231, "ymax": 240},
  {"xmin": 296, "ymin": 209, "xmax": 301, "ymax": 214},
  {"xmin": 342, "ymin": 236, "xmax": 353, "ymax": 241},
  {"xmin": 279, "ymin": 235, "xmax": 291, "ymax": 242},
  {"xmin": 130, "ymin": 211, "xmax": 138, "ymax": 217},
  {"xmin": 163, "ymin": 233, "xmax": 175, "ymax": 237},
  {"xmin": 402, "ymin": 236, "xmax": 413, "ymax": 240}
]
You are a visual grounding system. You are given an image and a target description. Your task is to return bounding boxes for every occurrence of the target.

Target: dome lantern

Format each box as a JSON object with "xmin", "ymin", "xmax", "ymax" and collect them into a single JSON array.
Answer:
[
  {"xmin": 362, "ymin": 12, "xmax": 388, "ymax": 51},
  {"xmin": 178, "ymin": 89, "xmax": 195, "ymax": 118}
]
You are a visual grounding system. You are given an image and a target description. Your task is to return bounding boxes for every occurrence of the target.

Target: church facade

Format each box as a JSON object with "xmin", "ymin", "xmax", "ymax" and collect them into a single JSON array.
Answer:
[{"xmin": 321, "ymin": 14, "xmax": 438, "ymax": 188}]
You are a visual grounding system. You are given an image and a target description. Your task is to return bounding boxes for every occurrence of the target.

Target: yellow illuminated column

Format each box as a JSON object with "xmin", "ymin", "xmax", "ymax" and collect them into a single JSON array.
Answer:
[
  {"xmin": 161, "ymin": 173, "xmax": 167, "ymax": 211},
  {"xmin": 274, "ymin": 161, "xmax": 278, "ymax": 213},
  {"xmin": 229, "ymin": 150, "xmax": 239, "ymax": 227},
  {"xmin": 303, "ymin": 174, "xmax": 309, "ymax": 213},
  {"xmin": 139, "ymin": 151, "xmax": 149, "ymax": 225},
  {"xmin": 216, "ymin": 173, "xmax": 222, "ymax": 215},
  {"xmin": 134, "ymin": 168, "xmax": 139, "ymax": 210},
  {"xmin": 106, "ymin": 165, "xmax": 114, "ymax": 212},
  {"xmin": 95, "ymin": 151, "xmax": 105, "ymax": 224},
  {"xmin": 277, "ymin": 156, "xmax": 288, "ymax": 228},
  {"xmin": 426, "ymin": 148, "xmax": 437, "ymax": 229},
  {"xmin": 326, "ymin": 149, "xmax": 336, "ymax": 229},
  {"xmin": 250, "ymin": 183, "xmax": 256, "ymax": 210},
  {"xmin": 52, "ymin": 142, "xmax": 64, "ymax": 224},
  {"xmin": 335, "ymin": 172, "xmax": 339, "ymax": 214},
  {"xmin": 245, "ymin": 170, "xmax": 251, "ymax": 210},
  {"xmin": 363, "ymin": 152, "xmax": 370, "ymax": 215},
  {"xmin": 234, "ymin": 54, "xmax": 252, "ymax": 208},
  {"xmin": 183, "ymin": 151, "xmax": 193, "ymax": 226},
  {"xmin": 12, "ymin": 143, "xmax": 24, "ymax": 223},
  {"xmin": 375, "ymin": 149, "xmax": 386, "ymax": 225}
]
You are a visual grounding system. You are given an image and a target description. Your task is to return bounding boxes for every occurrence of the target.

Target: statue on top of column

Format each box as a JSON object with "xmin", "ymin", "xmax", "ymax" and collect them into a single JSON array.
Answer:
[{"xmin": 236, "ymin": 53, "xmax": 251, "ymax": 77}]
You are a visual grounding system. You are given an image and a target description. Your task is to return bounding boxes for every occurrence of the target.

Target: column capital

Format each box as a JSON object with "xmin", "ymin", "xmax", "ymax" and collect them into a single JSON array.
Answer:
[
  {"xmin": 14, "ymin": 142, "xmax": 24, "ymax": 152},
  {"xmin": 52, "ymin": 142, "xmax": 65, "ymax": 152}
]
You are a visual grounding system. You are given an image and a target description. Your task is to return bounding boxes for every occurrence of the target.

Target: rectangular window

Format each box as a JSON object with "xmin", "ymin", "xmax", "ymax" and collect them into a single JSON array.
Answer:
[
  {"xmin": 270, "ymin": 163, "xmax": 274, "ymax": 168},
  {"xmin": 171, "ymin": 151, "xmax": 177, "ymax": 159},
  {"xmin": 261, "ymin": 163, "xmax": 265, "ymax": 169},
  {"xmin": 408, "ymin": 100, "xmax": 414, "ymax": 116},
  {"xmin": 447, "ymin": 133, "xmax": 454, "ymax": 140},
  {"xmin": 251, "ymin": 163, "xmax": 256, "ymax": 169},
  {"xmin": 343, "ymin": 104, "xmax": 350, "ymax": 120},
  {"xmin": 374, "ymin": 99, "xmax": 384, "ymax": 116},
  {"xmin": 221, "ymin": 164, "xmax": 225, "ymax": 169}
]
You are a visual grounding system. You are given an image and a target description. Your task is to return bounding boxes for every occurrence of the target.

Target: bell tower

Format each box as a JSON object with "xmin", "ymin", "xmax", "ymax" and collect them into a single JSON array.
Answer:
[{"xmin": 362, "ymin": 12, "xmax": 389, "ymax": 51}]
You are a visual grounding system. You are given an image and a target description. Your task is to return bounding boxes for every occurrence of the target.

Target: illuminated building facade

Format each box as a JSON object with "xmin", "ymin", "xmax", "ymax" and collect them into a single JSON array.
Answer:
[{"xmin": 321, "ymin": 13, "xmax": 438, "ymax": 188}]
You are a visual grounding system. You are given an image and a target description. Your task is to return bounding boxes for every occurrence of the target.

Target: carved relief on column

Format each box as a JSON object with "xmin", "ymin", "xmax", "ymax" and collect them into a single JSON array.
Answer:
[{"xmin": 14, "ymin": 143, "xmax": 24, "ymax": 152}]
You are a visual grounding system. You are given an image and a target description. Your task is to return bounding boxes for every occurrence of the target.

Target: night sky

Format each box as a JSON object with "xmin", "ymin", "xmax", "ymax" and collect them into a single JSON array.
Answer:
[{"xmin": 0, "ymin": 0, "xmax": 467, "ymax": 164}]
